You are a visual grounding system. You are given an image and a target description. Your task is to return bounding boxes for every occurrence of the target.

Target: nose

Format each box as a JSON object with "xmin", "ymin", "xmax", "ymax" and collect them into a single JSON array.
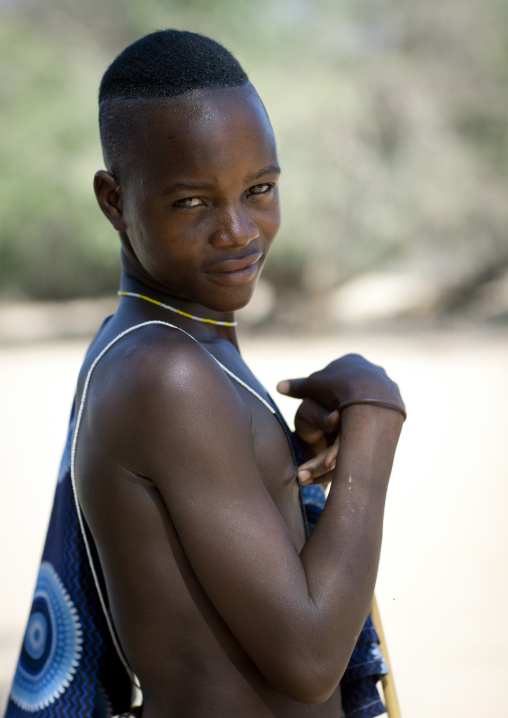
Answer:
[{"xmin": 209, "ymin": 203, "xmax": 260, "ymax": 248}]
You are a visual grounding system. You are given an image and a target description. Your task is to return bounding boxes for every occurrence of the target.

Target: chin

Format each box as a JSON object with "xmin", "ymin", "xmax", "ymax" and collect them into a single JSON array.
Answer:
[{"xmin": 212, "ymin": 283, "xmax": 258, "ymax": 314}]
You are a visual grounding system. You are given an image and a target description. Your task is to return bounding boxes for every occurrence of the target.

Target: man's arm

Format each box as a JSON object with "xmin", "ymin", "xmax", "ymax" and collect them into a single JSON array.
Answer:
[{"xmin": 99, "ymin": 331, "xmax": 403, "ymax": 704}]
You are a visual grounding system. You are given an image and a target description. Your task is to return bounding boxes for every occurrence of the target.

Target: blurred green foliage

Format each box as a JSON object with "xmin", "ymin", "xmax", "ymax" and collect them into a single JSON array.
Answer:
[{"xmin": 1, "ymin": 0, "xmax": 507, "ymax": 299}]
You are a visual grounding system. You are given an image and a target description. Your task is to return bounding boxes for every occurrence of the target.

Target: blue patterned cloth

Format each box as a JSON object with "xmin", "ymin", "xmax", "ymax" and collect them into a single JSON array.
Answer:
[
  {"xmin": 5, "ymin": 365, "xmax": 387, "ymax": 718},
  {"xmin": 4, "ymin": 403, "xmax": 131, "ymax": 718}
]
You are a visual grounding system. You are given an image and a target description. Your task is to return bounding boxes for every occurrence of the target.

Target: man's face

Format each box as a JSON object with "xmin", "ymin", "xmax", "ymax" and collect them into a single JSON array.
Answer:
[{"xmin": 118, "ymin": 85, "xmax": 281, "ymax": 313}]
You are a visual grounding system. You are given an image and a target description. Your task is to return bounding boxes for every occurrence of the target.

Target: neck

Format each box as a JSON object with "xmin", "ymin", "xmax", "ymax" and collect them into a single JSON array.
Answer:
[{"xmin": 118, "ymin": 270, "xmax": 239, "ymax": 347}]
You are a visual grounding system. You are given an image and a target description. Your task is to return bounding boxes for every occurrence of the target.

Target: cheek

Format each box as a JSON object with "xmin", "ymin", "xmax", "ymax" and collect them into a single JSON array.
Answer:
[{"xmin": 264, "ymin": 203, "xmax": 281, "ymax": 243}]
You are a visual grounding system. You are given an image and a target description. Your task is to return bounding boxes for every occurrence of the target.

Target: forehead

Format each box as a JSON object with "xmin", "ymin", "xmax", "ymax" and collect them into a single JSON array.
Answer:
[{"xmin": 126, "ymin": 85, "xmax": 277, "ymax": 182}]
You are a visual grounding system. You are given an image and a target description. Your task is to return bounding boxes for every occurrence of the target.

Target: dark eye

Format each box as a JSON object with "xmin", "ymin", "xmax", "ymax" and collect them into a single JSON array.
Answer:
[
  {"xmin": 174, "ymin": 197, "xmax": 204, "ymax": 208},
  {"xmin": 249, "ymin": 183, "xmax": 273, "ymax": 196}
]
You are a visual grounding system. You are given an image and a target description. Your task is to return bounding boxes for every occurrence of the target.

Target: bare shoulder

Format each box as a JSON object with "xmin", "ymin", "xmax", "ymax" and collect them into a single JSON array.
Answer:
[
  {"xmin": 80, "ymin": 321, "xmax": 238, "ymax": 407},
  {"xmin": 79, "ymin": 321, "xmax": 252, "ymax": 482}
]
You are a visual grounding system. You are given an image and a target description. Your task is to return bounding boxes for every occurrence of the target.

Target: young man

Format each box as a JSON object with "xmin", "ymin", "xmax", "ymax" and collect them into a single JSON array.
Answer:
[{"xmin": 5, "ymin": 31, "xmax": 405, "ymax": 718}]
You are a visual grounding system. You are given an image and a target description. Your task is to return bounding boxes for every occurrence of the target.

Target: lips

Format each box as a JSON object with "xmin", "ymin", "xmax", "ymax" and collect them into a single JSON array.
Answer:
[
  {"xmin": 205, "ymin": 252, "xmax": 262, "ymax": 274},
  {"xmin": 204, "ymin": 252, "xmax": 263, "ymax": 286}
]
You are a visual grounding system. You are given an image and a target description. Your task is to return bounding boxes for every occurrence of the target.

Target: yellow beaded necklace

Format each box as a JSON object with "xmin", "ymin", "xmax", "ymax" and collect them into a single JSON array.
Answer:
[{"xmin": 118, "ymin": 291, "xmax": 238, "ymax": 327}]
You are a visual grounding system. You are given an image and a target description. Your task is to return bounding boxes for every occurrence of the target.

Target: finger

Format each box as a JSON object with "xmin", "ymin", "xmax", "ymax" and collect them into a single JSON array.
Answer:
[
  {"xmin": 298, "ymin": 443, "xmax": 338, "ymax": 484},
  {"xmin": 302, "ymin": 471, "xmax": 333, "ymax": 488},
  {"xmin": 295, "ymin": 406, "xmax": 340, "ymax": 449},
  {"xmin": 324, "ymin": 409, "xmax": 340, "ymax": 433},
  {"xmin": 295, "ymin": 403, "xmax": 340, "ymax": 434},
  {"xmin": 299, "ymin": 441, "xmax": 338, "ymax": 477},
  {"xmin": 276, "ymin": 378, "xmax": 308, "ymax": 399},
  {"xmin": 300, "ymin": 470, "xmax": 333, "ymax": 486},
  {"xmin": 294, "ymin": 399, "xmax": 334, "ymax": 443}
]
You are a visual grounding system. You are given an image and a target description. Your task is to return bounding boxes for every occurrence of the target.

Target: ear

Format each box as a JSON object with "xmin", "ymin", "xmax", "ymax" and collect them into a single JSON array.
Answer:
[{"xmin": 94, "ymin": 170, "xmax": 127, "ymax": 231}]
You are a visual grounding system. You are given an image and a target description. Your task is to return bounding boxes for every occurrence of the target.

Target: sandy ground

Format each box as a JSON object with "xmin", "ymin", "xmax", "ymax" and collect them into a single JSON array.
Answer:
[{"xmin": 1, "ymin": 326, "xmax": 507, "ymax": 717}]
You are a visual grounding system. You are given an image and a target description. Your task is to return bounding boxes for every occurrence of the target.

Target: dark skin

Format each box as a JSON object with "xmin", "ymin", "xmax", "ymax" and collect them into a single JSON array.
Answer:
[{"xmin": 75, "ymin": 84, "xmax": 404, "ymax": 717}]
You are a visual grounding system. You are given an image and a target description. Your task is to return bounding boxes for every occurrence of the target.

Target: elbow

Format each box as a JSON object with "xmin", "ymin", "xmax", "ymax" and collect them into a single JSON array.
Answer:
[{"xmin": 266, "ymin": 656, "xmax": 344, "ymax": 705}]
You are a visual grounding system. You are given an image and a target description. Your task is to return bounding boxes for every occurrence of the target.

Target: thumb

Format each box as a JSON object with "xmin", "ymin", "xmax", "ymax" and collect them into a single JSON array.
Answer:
[{"xmin": 276, "ymin": 377, "xmax": 308, "ymax": 399}]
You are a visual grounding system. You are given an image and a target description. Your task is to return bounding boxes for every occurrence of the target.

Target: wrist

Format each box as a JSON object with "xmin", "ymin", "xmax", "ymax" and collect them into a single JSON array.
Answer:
[
  {"xmin": 338, "ymin": 398, "xmax": 406, "ymax": 422},
  {"xmin": 339, "ymin": 403, "xmax": 404, "ymax": 441}
]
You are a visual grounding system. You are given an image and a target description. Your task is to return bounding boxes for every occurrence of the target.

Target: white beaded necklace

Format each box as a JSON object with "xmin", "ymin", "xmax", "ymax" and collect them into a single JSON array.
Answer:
[{"xmin": 118, "ymin": 291, "xmax": 238, "ymax": 327}]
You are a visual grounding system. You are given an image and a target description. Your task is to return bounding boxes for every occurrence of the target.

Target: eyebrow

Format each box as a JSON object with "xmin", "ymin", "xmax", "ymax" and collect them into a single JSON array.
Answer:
[
  {"xmin": 161, "ymin": 181, "xmax": 214, "ymax": 196},
  {"xmin": 161, "ymin": 165, "xmax": 281, "ymax": 197},
  {"xmin": 245, "ymin": 165, "xmax": 281, "ymax": 183}
]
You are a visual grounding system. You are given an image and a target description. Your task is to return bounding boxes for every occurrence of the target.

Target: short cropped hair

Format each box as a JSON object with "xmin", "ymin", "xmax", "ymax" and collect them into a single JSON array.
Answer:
[{"xmin": 99, "ymin": 30, "xmax": 249, "ymax": 179}]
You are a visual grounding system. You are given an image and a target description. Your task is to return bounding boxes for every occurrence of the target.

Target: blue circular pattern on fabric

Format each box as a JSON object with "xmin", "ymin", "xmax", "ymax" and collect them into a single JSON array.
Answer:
[
  {"xmin": 11, "ymin": 562, "xmax": 83, "ymax": 712},
  {"xmin": 25, "ymin": 612, "xmax": 48, "ymax": 660}
]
